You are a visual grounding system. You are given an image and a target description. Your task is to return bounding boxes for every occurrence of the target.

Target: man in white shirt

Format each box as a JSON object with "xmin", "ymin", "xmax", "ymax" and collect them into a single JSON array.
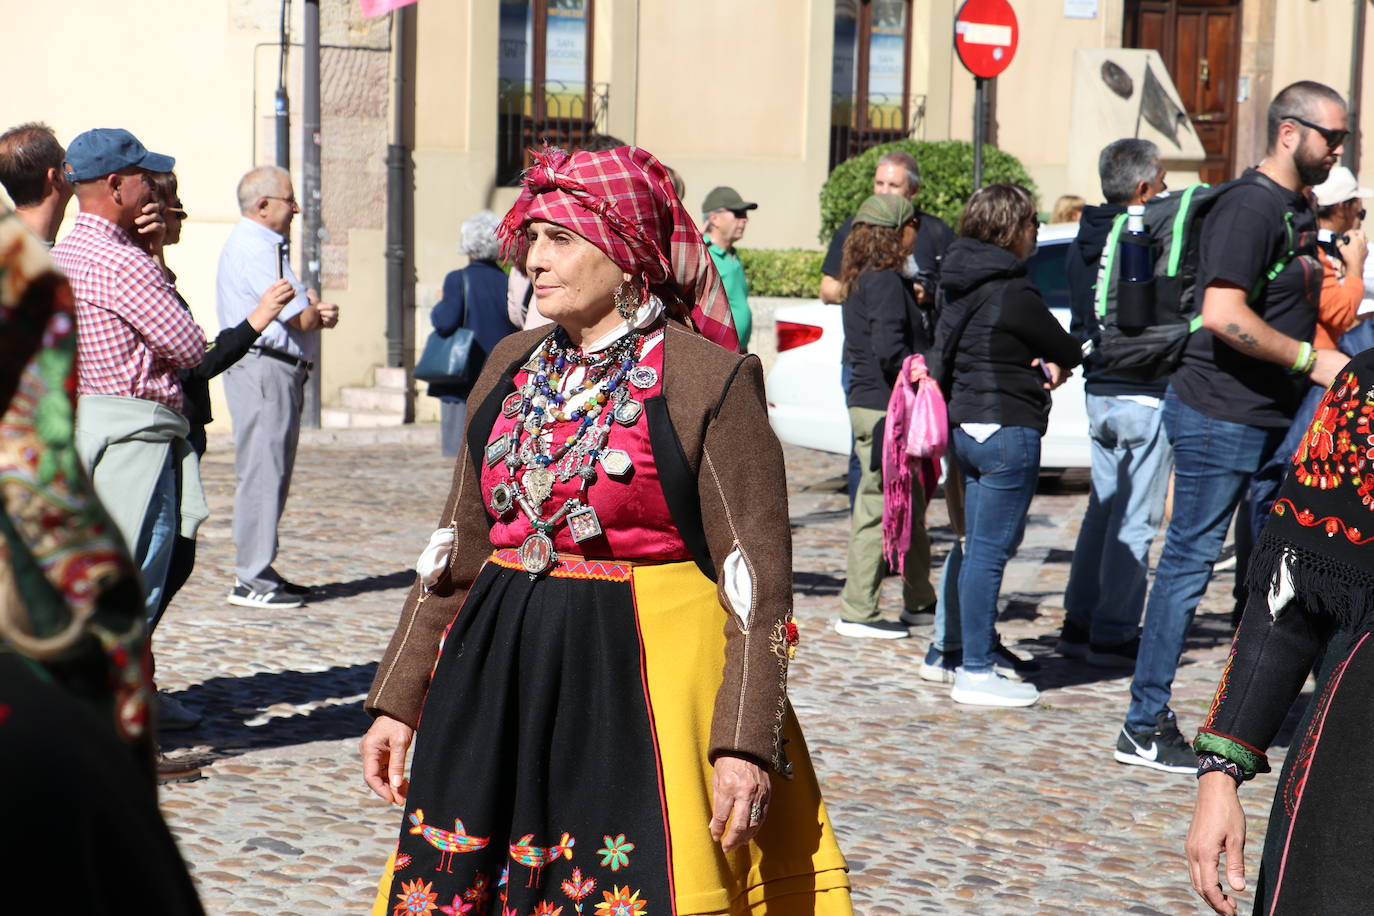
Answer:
[{"xmin": 217, "ymin": 165, "xmax": 339, "ymax": 609}]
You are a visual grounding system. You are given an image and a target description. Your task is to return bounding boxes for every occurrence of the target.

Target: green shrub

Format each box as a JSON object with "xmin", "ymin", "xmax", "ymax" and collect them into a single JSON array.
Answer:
[
  {"xmin": 737, "ymin": 248, "xmax": 824, "ymax": 299},
  {"xmin": 818, "ymin": 140, "xmax": 1038, "ymax": 243}
]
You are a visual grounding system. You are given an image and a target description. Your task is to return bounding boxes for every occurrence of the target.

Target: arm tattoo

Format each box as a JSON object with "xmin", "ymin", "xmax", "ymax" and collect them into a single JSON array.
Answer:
[{"xmin": 1224, "ymin": 322, "xmax": 1261, "ymax": 352}]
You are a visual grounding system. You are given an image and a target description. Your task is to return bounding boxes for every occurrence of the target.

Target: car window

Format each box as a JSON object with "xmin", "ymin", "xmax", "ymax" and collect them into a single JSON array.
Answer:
[{"xmin": 1026, "ymin": 239, "xmax": 1072, "ymax": 311}]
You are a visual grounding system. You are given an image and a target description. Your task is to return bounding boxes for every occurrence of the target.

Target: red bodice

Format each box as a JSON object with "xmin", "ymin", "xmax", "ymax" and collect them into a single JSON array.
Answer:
[{"xmin": 479, "ymin": 333, "xmax": 690, "ymax": 561}]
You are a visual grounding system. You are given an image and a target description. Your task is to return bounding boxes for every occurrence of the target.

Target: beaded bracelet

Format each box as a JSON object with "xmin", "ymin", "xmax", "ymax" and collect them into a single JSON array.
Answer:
[{"xmin": 1197, "ymin": 753, "xmax": 1245, "ymax": 786}]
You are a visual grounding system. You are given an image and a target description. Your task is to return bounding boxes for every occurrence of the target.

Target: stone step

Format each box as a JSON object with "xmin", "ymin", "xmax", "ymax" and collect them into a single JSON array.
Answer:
[
  {"xmin": 320, "ymin": 407, "xmax": 407, "ymax": 428},
  {"xmin": 339, "ymin": 385, "xmax": 409, "ymax": 413},
  {"xmin": 374, "ymin": 366, "xmax": 408, "ymax": 389}
]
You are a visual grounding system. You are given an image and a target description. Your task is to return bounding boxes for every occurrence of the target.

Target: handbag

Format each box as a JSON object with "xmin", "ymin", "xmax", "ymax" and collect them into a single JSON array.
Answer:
[{"xmin": 415, "ymin": 273, "xmax": 478, "ymax": 386}]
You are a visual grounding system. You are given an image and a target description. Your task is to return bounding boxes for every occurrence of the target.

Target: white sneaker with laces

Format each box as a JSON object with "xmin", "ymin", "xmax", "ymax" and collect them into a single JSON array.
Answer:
[{"xmin": 950, "ymin": 668, "xmax": 1039, "ymax": 707}]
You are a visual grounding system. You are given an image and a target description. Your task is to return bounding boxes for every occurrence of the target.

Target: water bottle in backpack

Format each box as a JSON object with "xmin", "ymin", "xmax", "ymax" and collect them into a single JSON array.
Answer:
[{"xmin": 1115, "ymin": 204, "xmax": 1155, "ymax": 330}]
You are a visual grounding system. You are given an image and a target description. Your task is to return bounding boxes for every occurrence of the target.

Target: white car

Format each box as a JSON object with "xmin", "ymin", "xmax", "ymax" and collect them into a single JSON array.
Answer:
[{"xmin": 765, "ymin": 222, "xmax": 1091, "ymax": 468}]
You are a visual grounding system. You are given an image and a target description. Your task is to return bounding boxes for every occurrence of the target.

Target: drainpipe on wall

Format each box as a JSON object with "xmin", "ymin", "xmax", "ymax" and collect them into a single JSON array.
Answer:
[
  {"xmin": 1348, "ymin": 0, "xmax": 1368, "ymax": 167},
  {"xmin": 301, "ymin": 0, "xmax": 322, "ymax": 429},
  {"xmin": 384, "ymin": 5, "xmax": 409, "ymax": 372}
]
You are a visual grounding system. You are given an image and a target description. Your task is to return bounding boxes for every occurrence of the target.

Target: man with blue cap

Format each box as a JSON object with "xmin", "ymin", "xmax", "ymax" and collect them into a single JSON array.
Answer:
[{"xmin": 51, "ymin": 128, "xmax": 208, "ymax": 628}]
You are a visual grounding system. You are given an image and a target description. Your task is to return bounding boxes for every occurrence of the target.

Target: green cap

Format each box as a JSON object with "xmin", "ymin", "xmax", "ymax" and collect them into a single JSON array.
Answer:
[
  {"xmin": 853, "ymin": 193, "xmax": 915, "ymax": 229},
  {"xmin": 701, "ymin": 186, "xmax": 758, "ymax": 214}
]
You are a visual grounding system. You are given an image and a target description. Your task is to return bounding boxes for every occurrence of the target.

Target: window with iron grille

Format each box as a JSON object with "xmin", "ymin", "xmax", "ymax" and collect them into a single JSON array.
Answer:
[
  {"xmin": 830, "ymin": 0, "xmax": 914, "ymax": 171},
  {"xmin": 498, "ymin": 0, "xmax": 606, "ymax": 186}
]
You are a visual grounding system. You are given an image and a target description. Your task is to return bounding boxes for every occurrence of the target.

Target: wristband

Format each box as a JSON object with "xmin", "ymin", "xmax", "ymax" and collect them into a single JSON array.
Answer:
[
  {"xmin": 1197, "ymin": 753, "xmax": 1245, "ymax": 786},
  {"xmin": 1291, "ymin": 341, "xmax": 1313, "ymax": 373}
]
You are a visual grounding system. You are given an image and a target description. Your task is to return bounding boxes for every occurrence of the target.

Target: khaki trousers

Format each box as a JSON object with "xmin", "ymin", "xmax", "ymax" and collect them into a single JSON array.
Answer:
[{"xmin": 839, "ymin": 406, "xmax": 936, "ymax": 622}]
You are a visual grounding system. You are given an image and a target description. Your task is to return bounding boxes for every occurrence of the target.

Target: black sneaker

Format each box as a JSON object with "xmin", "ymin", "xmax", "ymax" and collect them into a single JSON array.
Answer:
[
  {"xmin": 278, "ymin": 580, "xmax": 311, "ymax": 597},
  {"xmin": 899, "ymin": 603, "xmax": 936, "ymax": 627},
  {"xmin": 992, "ymin": 642, "xmax": 1041, "ymax": 681},
  {"xmin": 834, "ymin": 619, "xmax": 910, "ymax": 639},
  {"xmin": 1087, "ymin": 635, "xmax": 1140, "ymax": 668},
  {"xmin": 1114, "ymin": 710, "xmax": 1197, "ymax": 774},
  {"xmin": 1056, "ymin": 620, "xmax": 1089, "ymax": 659},
  {"xmin": 227, "ymin": 583, "xmax": 305, "ymax": 609}
]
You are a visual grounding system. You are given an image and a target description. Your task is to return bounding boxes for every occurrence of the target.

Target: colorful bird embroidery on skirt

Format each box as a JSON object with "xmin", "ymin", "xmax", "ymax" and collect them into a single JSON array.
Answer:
[
  {"xmin": 509, "ymin": 832, "xmax": 575, "ymax": 887},
  {"xmin": 408, "ymin": 808, "xmax": 490, "ymax": 873}
]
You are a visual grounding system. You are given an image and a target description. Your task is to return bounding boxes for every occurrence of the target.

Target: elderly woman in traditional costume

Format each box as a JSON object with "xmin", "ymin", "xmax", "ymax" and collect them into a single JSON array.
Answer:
[
  {"xmin": 1187, "ymin": 347, "xmax": 1374, "ymax": 915},
  {"xmin": 360, "ymin": 146, "xmax": 851, "ymax": 915}
]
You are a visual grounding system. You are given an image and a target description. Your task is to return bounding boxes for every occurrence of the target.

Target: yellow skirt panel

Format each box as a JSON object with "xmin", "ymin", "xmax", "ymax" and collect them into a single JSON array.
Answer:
[{"xmin": 631, "ymin": 561, "xmax": 852, "ymax": 916}]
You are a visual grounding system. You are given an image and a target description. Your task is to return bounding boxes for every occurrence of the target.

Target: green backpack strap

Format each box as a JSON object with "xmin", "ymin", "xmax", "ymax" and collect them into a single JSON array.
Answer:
[
  {"xmin": 1095, "ymin": 212, "xmax": 1130, "ymax": 319},
  {"xmin": 1246, "ymin": 207, "xmax": 1297, "ymax": 305}
]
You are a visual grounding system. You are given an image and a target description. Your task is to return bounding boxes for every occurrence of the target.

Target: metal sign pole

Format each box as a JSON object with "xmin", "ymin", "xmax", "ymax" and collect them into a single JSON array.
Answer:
[
  {"xmin": 301, "ymin": 0, "xmax": 322, "ymax": 428},
  {"xmin": 973, "ymin": 76, "xmax": 986, "ymax": 189}
]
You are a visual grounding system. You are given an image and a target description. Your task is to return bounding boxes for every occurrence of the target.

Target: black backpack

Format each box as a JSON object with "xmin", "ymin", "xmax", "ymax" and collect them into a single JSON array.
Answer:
[{"xmin": 1093, "ymin": 176, "xmax": 1299, "ymax": 382}]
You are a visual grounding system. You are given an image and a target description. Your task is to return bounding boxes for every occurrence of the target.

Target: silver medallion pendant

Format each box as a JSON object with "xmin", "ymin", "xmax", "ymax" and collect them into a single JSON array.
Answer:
[
  {"xmin": 501, "ymin": 392, "xmax": 522, "ymax": 418},
  {"xmin": 518, "ymin": 531, "xmax": 555, "ymax": 575},
  {"xmin": 484, "ymin": 433, "xmax": 511, "ymax": 466},
  {"xmin": 524, "ymin": 467, "xmax": 556, "ymax": 510},
  {"xmin": 628, "ymin": 365, "xmax": 658, "ymax": 390},
  {"xmin": 599, "ymin": 448, "xmax": 633, "ymax": 478},
  {"xmin": 567, "ymin": 504, "xmax": 604, "ymax": 543},
  {"xmin": 613, "ymin": 399, "xmax": 643, "ymax": 426},
  {"xmin": 489, "ymin": 482, "xmax": 515, "ymax": 517}
]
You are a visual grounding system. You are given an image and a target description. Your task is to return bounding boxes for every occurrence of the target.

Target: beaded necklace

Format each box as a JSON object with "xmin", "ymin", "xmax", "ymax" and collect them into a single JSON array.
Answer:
[{"xmin": 483, "ymin": 327, "xmax": 657, "ymax": 575}]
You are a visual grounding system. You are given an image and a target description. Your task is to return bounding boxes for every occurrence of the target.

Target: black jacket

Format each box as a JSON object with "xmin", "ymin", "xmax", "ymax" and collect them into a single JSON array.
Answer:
[
  {"xmin": 842, "ymin": 268, "xmax": 928, "ymax": 411},
  {"xmin": 935, "ymin": 237, "xmax": 1083, "ymax": 434},
  {"xmin": 175, "ymin": 290, "xmax": 261, "ymax": 454},
  {"xmin": 1066, "ymin": 203, "xmax": 1168, "ymax": 397}
]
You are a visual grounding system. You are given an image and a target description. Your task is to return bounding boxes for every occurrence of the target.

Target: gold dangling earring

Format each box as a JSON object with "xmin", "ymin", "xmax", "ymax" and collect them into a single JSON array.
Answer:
[{"xmin": 614, "ymin": 279, "xmax": 639, "ymax": 321}]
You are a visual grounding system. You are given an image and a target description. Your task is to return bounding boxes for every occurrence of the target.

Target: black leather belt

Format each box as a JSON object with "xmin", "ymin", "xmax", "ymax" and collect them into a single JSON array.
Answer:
[{"xmin": 250, "ymin": 346, "xmax": 313, "ymax": 370}]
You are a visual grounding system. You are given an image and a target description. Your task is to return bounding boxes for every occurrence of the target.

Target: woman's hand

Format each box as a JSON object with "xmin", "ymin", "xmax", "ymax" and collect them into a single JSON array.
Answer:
[
  {"xmin": 1185, "ymin": 771, "xmax": 1247, "ymax": 915},
  {"xmin": 247, "ymin": 278, "xmax": 296, "ymax": 332},
  {"xmin": 709, "ymin": 753, "xmax": 771, "ymax": 853},
  {"xmin": 361, "ymin": 714, "xmax": 415, "ymax": 806}
]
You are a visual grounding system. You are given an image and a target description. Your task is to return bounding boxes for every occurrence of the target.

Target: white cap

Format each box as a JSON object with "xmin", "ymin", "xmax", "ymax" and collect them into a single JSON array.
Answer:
[{"xmin": 1312, "ymin": 166, "xmax": 1373, "ymax": 207}]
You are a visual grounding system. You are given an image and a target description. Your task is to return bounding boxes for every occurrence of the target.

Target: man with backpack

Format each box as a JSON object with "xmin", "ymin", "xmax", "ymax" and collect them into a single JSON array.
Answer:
[
  {"xmin": 1114, "ymin": 81, "xmax": 1350, "ymax": 774},
  {"xmin": 1057, "ymin": 139, "xmax": 1170, "ymax": 669}
]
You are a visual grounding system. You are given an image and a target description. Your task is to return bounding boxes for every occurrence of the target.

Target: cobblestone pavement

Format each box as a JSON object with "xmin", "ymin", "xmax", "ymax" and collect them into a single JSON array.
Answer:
[{"xmin": 153, "ymin": 431, "xmax": 1286, "ymax": 915}]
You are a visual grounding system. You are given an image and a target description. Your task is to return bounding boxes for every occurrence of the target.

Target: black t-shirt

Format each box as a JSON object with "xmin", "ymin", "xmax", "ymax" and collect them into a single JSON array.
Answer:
[
  {"xmin": 1171, "ymin": 169, "xmax": 1318, "ymax": 428},
  {"xmin": 822, "ymin": 209, "xmax": 955, "ymax": 286}
]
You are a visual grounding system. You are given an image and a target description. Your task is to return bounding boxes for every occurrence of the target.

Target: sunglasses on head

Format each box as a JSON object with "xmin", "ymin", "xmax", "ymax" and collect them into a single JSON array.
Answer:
[{"xmin": 1284, "ymin": 115, "xmax": 1349, "ymax": 150}]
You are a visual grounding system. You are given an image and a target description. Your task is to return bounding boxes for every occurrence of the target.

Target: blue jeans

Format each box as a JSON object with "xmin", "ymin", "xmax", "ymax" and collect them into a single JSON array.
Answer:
[
  {"xmin": 1063, "ymin": 394, "xmax": 1173, "ymax": 645},
  {"xmin": 137, "ymin": 454, "xmax": 178, "ymax": 630},
  {"xmin": 932, "ymin": 537, "xmax": 963, "ymax": 653},
  {"xmin": 1125, "ymin": 391, "xmax": 1285, "ymax": 732},
  {"xmin": 951, "ymin": 426, "xmax": 1041, "ymax": 673}
]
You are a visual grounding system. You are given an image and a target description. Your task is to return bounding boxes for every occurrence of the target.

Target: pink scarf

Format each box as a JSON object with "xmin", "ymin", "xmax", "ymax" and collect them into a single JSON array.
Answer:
[{"xmin": 882, "ymin": 354, "xmax": 948, "ymax": 575}]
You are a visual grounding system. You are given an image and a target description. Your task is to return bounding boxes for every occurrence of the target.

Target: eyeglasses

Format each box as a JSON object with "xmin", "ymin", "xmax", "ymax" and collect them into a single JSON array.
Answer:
[
  {"xmin": 263, "ymin": 195, "xmax": 298, "ymax": 207},
  {"xmin": 1283, "ymin": 115, "xmax": 1349, "ymax": 150}
]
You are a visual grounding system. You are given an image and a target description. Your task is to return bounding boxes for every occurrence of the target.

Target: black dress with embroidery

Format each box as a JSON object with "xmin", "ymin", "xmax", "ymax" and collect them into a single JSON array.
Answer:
[{"xmin": 1196, "ymin": 348, "xmax": 1374, "ymax": 914}]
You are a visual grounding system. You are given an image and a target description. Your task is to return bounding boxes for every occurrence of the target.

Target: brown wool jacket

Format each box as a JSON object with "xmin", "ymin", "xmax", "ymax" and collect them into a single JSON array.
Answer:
[{"xmin": 365, "ymin": 321, "xmax": 795, "ymax": 769}]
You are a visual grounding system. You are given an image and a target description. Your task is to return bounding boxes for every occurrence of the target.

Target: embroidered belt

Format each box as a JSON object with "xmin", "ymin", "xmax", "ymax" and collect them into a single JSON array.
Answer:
[{"xmin": 489, "ymin": 549, "xmax": 633, "ymax": 582}]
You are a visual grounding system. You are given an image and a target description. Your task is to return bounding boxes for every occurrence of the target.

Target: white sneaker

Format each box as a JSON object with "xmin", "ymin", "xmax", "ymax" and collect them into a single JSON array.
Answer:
[
  {"xmin": 950, "ymin": 668, "xmax": 1039, "ymax": 707},
  {"xmin": 227, "ymin": 583, "xmax": 304, "ymax": 609},
  {"xmin": 834, "ymin": 619, "xmax": 910, "ymax": 639}
]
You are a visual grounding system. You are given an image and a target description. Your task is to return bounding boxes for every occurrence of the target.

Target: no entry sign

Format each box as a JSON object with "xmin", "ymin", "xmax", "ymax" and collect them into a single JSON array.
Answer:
[{"xmin": 954, "ymin": 0, "xmax": 1019, "ymax": 79}]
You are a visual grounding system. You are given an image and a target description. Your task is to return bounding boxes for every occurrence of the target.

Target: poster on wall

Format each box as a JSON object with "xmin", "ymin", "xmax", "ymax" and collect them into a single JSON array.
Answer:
[
  {"xmin": 867, "ymin": 0, "xmax": 906, "ymax": 129},
  {"xmin": 545, "ymin": 0, "xmax": 589, "ymax": 119}
]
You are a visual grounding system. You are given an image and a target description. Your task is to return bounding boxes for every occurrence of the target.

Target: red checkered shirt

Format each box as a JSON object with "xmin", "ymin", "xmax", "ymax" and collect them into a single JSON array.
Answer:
[{"xmin": 51, "ymin": 213, "xmax": 205, "ymax": 413}]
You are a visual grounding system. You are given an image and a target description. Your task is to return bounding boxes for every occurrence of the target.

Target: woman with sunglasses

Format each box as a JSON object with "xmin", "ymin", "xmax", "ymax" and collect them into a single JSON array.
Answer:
[{"xmin": 926, "ymin": 184, "xmax": 1083, "ymax": 707}]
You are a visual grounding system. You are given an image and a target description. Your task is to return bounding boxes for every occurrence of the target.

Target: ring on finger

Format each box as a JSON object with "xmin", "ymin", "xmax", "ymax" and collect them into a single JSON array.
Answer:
[{"xmin": 748, "ymin": 802, "xmax": 763, "ymax": 825}]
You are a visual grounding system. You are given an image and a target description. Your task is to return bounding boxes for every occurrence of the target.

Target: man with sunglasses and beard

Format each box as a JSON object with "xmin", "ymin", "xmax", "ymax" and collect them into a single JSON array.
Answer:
[{"xmin": 1112, "ymin": 81, "xmax": 1353, "ymax": 778}]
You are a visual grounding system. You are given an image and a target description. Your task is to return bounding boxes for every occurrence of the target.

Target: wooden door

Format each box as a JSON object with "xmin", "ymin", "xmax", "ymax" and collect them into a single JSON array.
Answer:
[{"xmin": 1126, "ymin": 0, "xmax": 1242, "ymax": 184}]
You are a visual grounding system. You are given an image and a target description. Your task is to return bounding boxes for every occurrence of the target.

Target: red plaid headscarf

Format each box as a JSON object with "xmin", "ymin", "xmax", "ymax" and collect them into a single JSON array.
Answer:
[{"xmin": 497, "ymin": 145, "xmax": 739, "ymax": 352}]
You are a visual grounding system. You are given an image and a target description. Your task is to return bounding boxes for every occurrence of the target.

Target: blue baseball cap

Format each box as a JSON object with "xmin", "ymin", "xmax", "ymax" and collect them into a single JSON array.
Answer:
[{"xmin": 63, "ymin": 128, "xmax": 174, "ymax": 182}]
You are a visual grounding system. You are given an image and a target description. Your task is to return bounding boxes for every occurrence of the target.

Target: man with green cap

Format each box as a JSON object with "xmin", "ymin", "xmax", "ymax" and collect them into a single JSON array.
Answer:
[{"xmin": 701, "ymin": 186, "xmax": 757, "ymax": 350}]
